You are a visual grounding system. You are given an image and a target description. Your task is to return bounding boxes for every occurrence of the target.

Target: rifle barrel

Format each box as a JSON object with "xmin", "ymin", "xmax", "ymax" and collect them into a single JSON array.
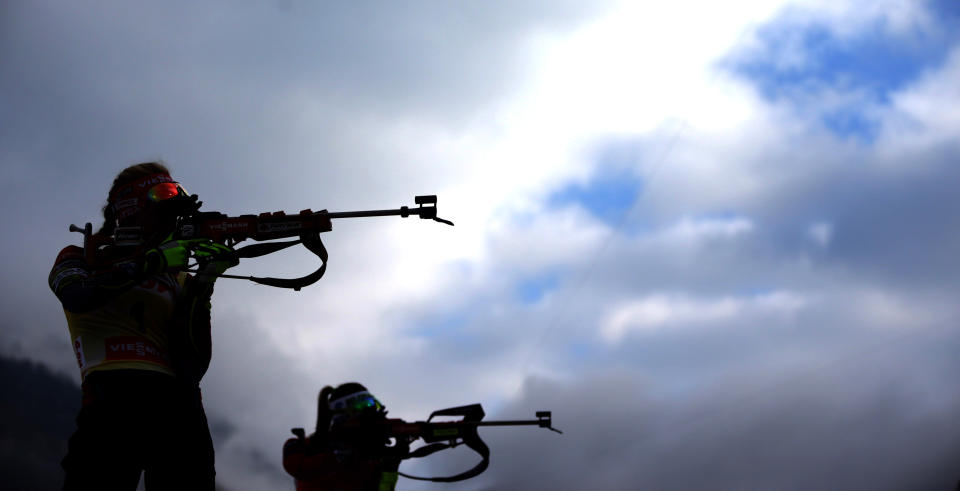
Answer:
[
  {"xmin": 325, "ymin": 208, "xmax": 417, "ymax": 219},
  {"xmin": 424, "ymin": 418, "xmax": 561, "ymax": 434},
  {"xmin": 473, "ymin": 420, "xmax": 543, "ymax": 427}
]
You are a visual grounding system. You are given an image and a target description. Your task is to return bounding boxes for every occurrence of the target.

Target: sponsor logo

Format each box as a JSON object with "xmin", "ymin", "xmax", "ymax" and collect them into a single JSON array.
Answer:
[
  {"xmin": 114, "ymin": 227, "xmax": 143, "ymax": 243},
  {"xmin": 114, "ymin": 198, "xmax": 139, "ymax": 210},
  {"xmin": 257, "ymin": 222, "xmax": 303, "ymax": 233},
  {"xmin": 104, "ymin": 337, "xmax": 169, "ymax": 365},
  {"xmin": 135, "ymin": 175, "xmax": 175, "ymax": 188},
  {"xmin": 74, "ymin": 336, "xmax": 86, "ymax": 371},
  {"xmin": 181, "ymin": 225, "xmax": 195, "ymax": 237},
  {"xmin": 208, "ymin": 221, "xmax": 249, "ymax": 232}
]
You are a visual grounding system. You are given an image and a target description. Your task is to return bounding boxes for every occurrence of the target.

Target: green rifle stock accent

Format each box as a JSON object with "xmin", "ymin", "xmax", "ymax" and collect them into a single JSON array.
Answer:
[{"xmin": 432, "ymin": 428, "xmax": 459, "ymax": 437}]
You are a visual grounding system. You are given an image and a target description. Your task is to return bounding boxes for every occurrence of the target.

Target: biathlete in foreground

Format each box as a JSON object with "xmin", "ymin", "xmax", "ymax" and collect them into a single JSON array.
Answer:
[{"xmin": 50, "ymin": 162, "xmax": 237, "ymax": 490}]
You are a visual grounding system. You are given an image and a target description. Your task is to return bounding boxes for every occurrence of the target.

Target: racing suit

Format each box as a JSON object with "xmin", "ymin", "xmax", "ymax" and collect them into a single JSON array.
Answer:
[
  {"xmin": 50, "ymin": 244, "xmax": 216, "ymax": 490},
  {"xmin": 282, "ymin": 432, "xmax": 403, "ymax": 491}
]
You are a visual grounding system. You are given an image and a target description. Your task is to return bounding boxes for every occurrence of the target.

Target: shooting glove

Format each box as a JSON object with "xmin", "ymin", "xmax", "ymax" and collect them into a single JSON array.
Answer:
[
  {"xmin": 142, "ymin": 238, "xmax": 211, "ymax": 275},
  {"xmin": 194, "ymin": 242, "xmax": 239, "ymax": 284}
]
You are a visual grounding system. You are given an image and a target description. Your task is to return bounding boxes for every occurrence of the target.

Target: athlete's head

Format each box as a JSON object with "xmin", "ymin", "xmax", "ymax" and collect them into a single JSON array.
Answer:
[
  {"xmin": 98, "ymin": 162, "xmax": 192, "ymax": 240},
  {"xmin": 328, "ymin": 382, "xmax": 386, "ymax": 426}
]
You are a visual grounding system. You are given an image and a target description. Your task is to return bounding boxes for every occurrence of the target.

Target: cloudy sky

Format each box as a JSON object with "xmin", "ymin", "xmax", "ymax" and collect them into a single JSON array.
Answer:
[{"xmin": 3, "ymin": 0, "xmax": 960, "ymax": 489}]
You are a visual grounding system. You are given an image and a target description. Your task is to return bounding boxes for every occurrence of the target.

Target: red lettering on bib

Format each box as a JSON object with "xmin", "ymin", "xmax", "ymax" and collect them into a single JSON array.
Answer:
[
  {"xmin": 104, "ymin": 336, "xmax": 170, "ymax": 366},
  {"xmin": 74, "ymin": 336, "xmax": 86, "ymax": 371}
]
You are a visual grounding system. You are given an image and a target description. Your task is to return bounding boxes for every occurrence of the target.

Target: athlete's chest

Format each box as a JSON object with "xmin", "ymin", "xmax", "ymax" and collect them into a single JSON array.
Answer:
[{"xmin": 106, "ymin": 275, "xmax": 182, "ymax": 320}]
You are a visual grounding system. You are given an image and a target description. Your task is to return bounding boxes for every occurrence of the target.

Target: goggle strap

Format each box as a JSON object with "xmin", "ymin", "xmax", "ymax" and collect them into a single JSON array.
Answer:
[
  {"xmin": 329, "ymin": 390, "xmax": 381, "ymax": 411},
  {"xmin": 109, "ymin": 173, "xmax": 179, "ymax": 219}
]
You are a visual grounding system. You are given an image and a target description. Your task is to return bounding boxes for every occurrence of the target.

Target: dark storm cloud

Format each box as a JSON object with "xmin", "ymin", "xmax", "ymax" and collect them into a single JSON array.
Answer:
[
  {"xmin": 0, "ymin": 0, "xmax": 606, "ymax": 158},
  {"xmin": 196, "ymin": 307, "xmax": 327, "ymax": 490},
  {"xmin": 468, "ymin": 332, "xmax": 960, "ymax": 491}
]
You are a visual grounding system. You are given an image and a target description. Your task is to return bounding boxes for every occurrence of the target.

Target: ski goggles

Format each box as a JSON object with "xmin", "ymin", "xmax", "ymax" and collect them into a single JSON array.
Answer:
[
  {"xmin": 329, "ymin": 391, "xmax": 384, "ymax": 414},
  {"xmin": 110, "ymin": 173, "xmax": 187, "ymax": 219},
  {"xmin": 145, "ymin": 182, "xmax": 187, "ymax": 202}
]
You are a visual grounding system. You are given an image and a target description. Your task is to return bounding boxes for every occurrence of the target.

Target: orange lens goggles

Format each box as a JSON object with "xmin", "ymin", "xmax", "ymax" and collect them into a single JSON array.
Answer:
[{"xmin": 145, "ymin": 182, "xmax": 185, "ymax": 202}]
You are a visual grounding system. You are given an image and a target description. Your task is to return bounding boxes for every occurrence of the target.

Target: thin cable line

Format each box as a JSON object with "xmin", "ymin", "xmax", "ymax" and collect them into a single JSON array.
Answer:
[
  {"xmin": 519, "ymin": 121, "xmax": 689, "ymax": 376},
  {"xmin": 517, "ymin": 18, "xmax": 760, "ymax": 378}
]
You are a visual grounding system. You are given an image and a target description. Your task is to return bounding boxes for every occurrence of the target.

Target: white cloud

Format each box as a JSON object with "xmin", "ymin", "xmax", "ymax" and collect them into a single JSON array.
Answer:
[
  {"xmin": 660, "ymin": 215, "xmax": 755, "ymax": 243},
  {"xmin": 192, "ymin": 2, "xmax": 960, "ymax": 486},
  {"xmin": 786, "ymin": 0, "xmax": 935, "ymax": 37},
  {"xmin": 848, "ymin": 288, "xmax": 939, "ymax": 329},
  {"xmin": 808, "ymin": 221, "xmax": 833, "ymax": 247},
  {"xmin": 241, "ymin": 0, "xmax": 792, "ymax": 397},
  {"xmin": 485, "ymin": 206, "xmax": 609, "ymax": 275},
  {"xmin": 602, "ymin": 291, "xmax": 808, "ymax": 342},
  {"xmin": 877, "ymin": 45, "xmax": 960, "ymax": 158}
]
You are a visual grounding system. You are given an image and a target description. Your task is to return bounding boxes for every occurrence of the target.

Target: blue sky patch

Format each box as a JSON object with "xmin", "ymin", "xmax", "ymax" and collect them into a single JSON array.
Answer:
[
  {"xmin": 733, "ymin": 22, "xmax": 949, "ymax": 102},
  {"xmin": 516, "ymin": 271, "xmax": 560, "ymax": 304},
  {"xmin": 567, "ymin": 340, "xmax": 603, "ymax": 364},
  {"xmin": 727, "ymin": 6, "xmax": 960, "ymax": 141},
  {"xmin": 548, "ymin": 169, "xmax": 643, "ymax": 226},
  {"xmin": 932, "ymin": 0, "xmax": 960, "ymax": 19},
  {"xmin": 820, "ymin": 108, "xmax": 879, "ymax": 141}
]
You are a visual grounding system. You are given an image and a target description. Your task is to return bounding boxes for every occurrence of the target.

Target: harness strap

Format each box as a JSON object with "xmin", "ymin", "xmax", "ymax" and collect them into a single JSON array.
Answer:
[
  {"xmin": 219, "ymin": 233, "xmax": 328, "ymax": 291},
  {"xmin": 397, "ymin": 428, "xmax": 490, "ymax": 482}
]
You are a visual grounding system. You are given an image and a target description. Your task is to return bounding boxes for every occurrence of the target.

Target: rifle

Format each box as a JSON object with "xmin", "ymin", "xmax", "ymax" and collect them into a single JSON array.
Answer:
[
  {"xmin": 69, "ymin": 195, "xmax": 453, "ymax": 290},
  {"xmin": 292, "ymin": 403, "xmax": 561, "ymax": 483}
]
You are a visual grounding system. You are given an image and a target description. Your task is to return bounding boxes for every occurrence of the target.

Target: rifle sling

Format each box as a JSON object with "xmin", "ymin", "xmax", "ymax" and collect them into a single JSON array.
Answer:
[
  {"xmin": 398, "ymin": 429, "xmax": 490, "ymax": 483},
  {"xmin": 228, "ymin": 233, "xmax": 328, "ymax": 291}
]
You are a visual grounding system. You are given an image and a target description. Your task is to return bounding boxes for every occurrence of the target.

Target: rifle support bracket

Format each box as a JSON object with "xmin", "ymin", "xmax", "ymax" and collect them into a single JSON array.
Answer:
[
  {"xmin": 414, "ymin": 195, "xmax": 454, "ymax": 226},
  {"xmin": 537, "ymin": 411, "xmax": 563, "ymax": 434}
]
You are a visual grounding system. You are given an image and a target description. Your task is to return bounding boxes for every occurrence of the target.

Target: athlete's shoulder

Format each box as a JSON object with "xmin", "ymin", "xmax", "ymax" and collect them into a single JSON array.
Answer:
[
  {"xmin": 49, "ymin": 246, "xmax": 89, "ymax": 296},
  {"xmin": 54, "ymin": 245, "xmax": 84, "ymax": 265}
]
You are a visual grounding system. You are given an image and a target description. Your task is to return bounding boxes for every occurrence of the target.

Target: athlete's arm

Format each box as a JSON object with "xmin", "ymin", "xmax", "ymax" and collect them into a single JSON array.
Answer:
[
  {"xmin": 169, "ymin": 275, "xmax": 214, "ymax": 384},
  {"xmin": 167, "ymin": 244, "xmax": 237, "ymax": 384},
  {"xmin": 48, "ymin": 246, "xmax": 144, "ymax": 313},
  {"xmin": 283, "ymin": 437, "xmax": 345, "ymax": 482}
]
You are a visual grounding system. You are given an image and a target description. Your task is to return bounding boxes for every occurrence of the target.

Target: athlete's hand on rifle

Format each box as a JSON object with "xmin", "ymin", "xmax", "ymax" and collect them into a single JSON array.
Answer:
[
  {"xmin": 141, "ymin": 238, "xmax": 238, "ymax": 283},
  {"xmin": 194, "ymin": 242, "xmax": 239, "ymax": 284},
  {"xmin": 142, "ymin": 238, "xmax": 211, "ymax": 275}
]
